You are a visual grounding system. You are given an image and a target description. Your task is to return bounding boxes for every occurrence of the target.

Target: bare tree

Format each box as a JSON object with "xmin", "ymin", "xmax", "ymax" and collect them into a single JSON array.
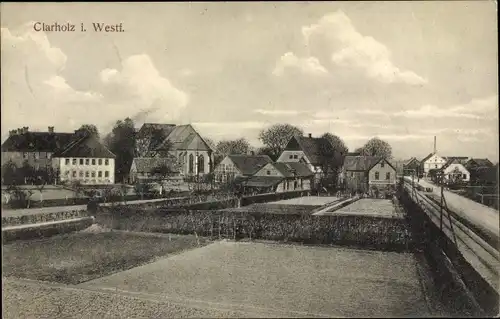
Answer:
[
  {"xmin": 215, "ymin": 138, "xmax": 251, "ymax": 157},
  {"xmin": 321, "ymin": 133, "xmax": 348, "ymax": 157},
  {"xmin": 258, "ymin": 124, "xmax": 303, "ymax": 160}
]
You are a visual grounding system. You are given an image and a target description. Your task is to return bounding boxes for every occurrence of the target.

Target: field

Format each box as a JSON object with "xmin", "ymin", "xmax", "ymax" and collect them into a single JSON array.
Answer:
[
  {"xmin": 2, "ymin": 228, "xmax": 208, "ymax": 284},
  {"xmin": 77, "ymin": 241, "xmax": 434, "ymax": 317},
  {"xmin": 330, "ymin": 198, "xmax": 403, "ymax": 218}
]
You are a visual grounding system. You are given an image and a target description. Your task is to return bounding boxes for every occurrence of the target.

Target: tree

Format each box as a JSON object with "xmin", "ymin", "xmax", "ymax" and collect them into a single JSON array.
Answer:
[
  {"xmin": 104, "ymin": 118, "xmax": 136, "ymax": 183},
  {"xmin": 204, "ymin": 137, "xmax": 217, "ymax": 151},
  {"xmin": 358, "ymin": 137, "xmax": 393, "ymax": 158},
  {"xmin": 258, "ymin": 124, "xmax": 303, "ymax": 160},
  {"xmin": 215, "ymin": 138, "xmax": 251, "ymax": 157},
  {"xmin": 353, "ymin": 147, "xmax": 364, "ymax": 154},
  {"xmin": 77, "ymin": 124, "xmax": 100, "ymax": 139},
  {"xmin": 321, "ymin": 133, "xmax": 348, "ymax": 157},
  {"xmin": 1, "ymin": 160, "xmax": 18, "ymax": 185}
]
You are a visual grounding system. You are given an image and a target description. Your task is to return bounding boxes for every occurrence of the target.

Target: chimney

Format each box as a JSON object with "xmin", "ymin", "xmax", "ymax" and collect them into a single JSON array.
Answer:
[
  {"xmin": 433, "ymin": 136, "xmax": 437, "ymax": 153},
  {"xmin": 17, "ymin": 128, "xmax": 23, "ymax": 135},
  {"xmin": 48, "ymin": 126, "xmax": 54, "ymax": 133},
  {"xmin": 308, "ymin": 133, "xmax": 312, "ymax": 138}
]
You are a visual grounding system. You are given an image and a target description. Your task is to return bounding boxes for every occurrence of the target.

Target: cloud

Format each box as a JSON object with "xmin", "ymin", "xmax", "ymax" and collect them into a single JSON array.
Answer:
[
  {"xmin": 99, "ymin": 54, "xmax": 189, "ymax": 123},
  {"xmin": 1, "ymin": 23, "xmax": 188, "ymax": 136},
  {"xmin": 272, "ymin": 52, "xmax": 328, "ymax": 76},
  {"xmin": 302, "ymin": 11, "xmax": 427, "ymax": 85},
  {"xmin": 254, "ymin": 109, "xmax": 305, "ymax": 116}
]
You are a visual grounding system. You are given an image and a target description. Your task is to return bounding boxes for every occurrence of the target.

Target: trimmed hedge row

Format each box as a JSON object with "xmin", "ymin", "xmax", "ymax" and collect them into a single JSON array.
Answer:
[
  {"xmin": 96, "ymin": 206, "xmax": 413, "ymax": 251},
  {"xmin": 2, "ymin": 210, "xmax": 90, "ymax": 227}
]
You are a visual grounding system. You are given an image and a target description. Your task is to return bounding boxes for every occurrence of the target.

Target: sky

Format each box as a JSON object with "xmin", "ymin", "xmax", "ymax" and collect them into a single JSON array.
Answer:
[{"xmin": 1, "ymin": 2, "xmax": 498, "ymax": 161}]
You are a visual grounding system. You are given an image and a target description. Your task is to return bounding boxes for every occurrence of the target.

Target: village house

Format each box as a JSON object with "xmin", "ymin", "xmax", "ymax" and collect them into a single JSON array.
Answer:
[
  {"xmin": 52, "ymin": 132, "xmax": 116, "ymax": 185},
  {"xmin": 341, "ymin": 155, "xmax": 397, "ymax": 196},
  {"xmin": 129, "ymin": 157, "xmax": 181, "ymax": 184},
  {"xmin": 1, "ymin": 126, "xmax": 73, "ymax": 171},
  {"xmin": 465, "ymin": 158, "xmax": 494, "ymax": 170},
  {"xmin": 420, "ymin": 153, "xmax": 447, "ymax": 176},
  {"xmin": 242, "ymin": 162, "xmax": 314, "ymax": 193},
  {"xmin": 213, "ymin": 154, "xmax": 272, "ymax": 184},
  {"xmin": 465, "ymin": 158, "xmax": 496, "ymax": 185},
  {"xmin": 403, "ymin": 157, "xmax": 422, "ymax": 177},
  {"xmin": 276, "ymin": 133, "xmax": 342, "ymax": 188},
  {"xmin": 134, "ymin": 123, "xmax": 214, "ymax": 178},
  {"xmin": 439, "ymin": 158, "xmax": 470, "ymax": 184}
]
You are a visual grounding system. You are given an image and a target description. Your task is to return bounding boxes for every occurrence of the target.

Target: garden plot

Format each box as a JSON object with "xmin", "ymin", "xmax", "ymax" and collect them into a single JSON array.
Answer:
[
  {"xmin": 328, "ymin": 198, "xmax": 403, "ymax": 219},
  {"xmin": 2, "ymin": 229, "xmax": 208, "ymax": 285},
  {"xmin": 81, "ymin": 241, "xmax": 434, "ymax": 318}
]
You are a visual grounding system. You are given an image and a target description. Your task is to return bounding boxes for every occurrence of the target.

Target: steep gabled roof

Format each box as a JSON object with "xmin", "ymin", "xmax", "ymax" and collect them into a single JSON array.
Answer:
[
  {"xmin": 404, "ymin": 157, "xmax": 420, "ymax": 166},
  {"xmin": 131, "ymin": 157, "xmax": 179, "ymax": 174},
  {"xmin": 136, "ymin": 123, "xmax": 176, "ymax": 139},
  {"xmin": 1, "ymin": 132, "xmax": 74, "ymax": 153},
  {"xmin": 272, "ymin": 162, "xmax": 314, "ymax": 178},
  {"xmin": 285, "ymin": 135, "xmax": 341, "ymax": 166},
  {"xmin": 466, "ymin": 158, "xmax": 494, "ymax": 168},
  {"xmin": 343, "ymin": 156, "xmax": 381, "ymax": 171},
  {"xmin": 443, "ymin": 156, "xmax": 469, "ymax": 164},
  {"xmin": 420, "ymin": 153, "xmax": 436, "ymax": 163},
  {"xmin": 227, "ymin": 154, "xmax": 273, "ymax": 175},
  {"xmin": 54, "ymin": 135, "xmax": 115, "ymax": 158}
]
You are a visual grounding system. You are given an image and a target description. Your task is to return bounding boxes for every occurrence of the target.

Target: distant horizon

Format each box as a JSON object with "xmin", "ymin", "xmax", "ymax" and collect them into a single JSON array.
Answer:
[{"xmin": 1, "ymin": 2, "xmax": 498, "ymax": 161}]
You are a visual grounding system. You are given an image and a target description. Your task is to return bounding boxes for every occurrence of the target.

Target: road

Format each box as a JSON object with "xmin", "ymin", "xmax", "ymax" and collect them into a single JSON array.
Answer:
[{"xmin": 413, "ymin": 178, "xmax": 499, "ymax": 238}]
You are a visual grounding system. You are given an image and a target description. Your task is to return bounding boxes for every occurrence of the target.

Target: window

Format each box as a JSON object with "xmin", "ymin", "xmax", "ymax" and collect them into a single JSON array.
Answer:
[
  {"xmin": 98, "ymin": 171, "xmax": 102, "ymax": 178},
  {"xmin": 293, "ymin": 155, "xmax": 298, "ymax": 159},
  {"xmin": 79, "ymin": 171, "xmax": 84, "ymax": 177},
  {"xmin": 435, "ymin": 164, "xmax": 438, "ymax": 168},
  {"xmin": 47, "ymin": 153, "xmax": 52, "ymax": 159},
  {"xmin": 105, "ymin": 171, "xmax": 109, "ymax": 177},
  {"xmin": 463, "ymin": 174, "xmax": 467, "ymax": 179},
  {"xmin": 79, "ymin": 159, "xmax": 84, "ymax": 165},
  {"xmin": 289, "ymin": 155, "xmax": 293, "ymax": 159},
  {"xmin": 266, "ymin": 170, "xmax": 271, "ymax": 175},
  {"xmin": 85, "ymin": 171, "xmax": 89, "ymax": 177},
  {"xmin": 72, "ymin": 171, "xmax": 76, "ymax": 177},
  {"xmin": 34, "ymin": 152, "xmax": 39, "ymax": 160},
  {"xmin": 374, "ymin": 171, "xmax": 380, "ymax": 180},
  {"xmin": 105, "ymin": 159, "xmax": 109, "ymax": 165},
  {"xmin": 23, "ymin": 152, "xmax": 29, "ymax": 159},
  {"xmin": 198, "ymin": 155, "xmax": 205, "ymax": 173},
  {"xmin": 351, "ymin": 172, "xmax": 354, "ymax": 178},
  {"xmin": 98, "ymin": 159, "xmax": 102, "ymax": 165},
  {"xmin": 91, "ymin": 171, "xmax": 96, "ymax": 177},
  {"xmin": 72, "ymin": 158, "xmax": 77, "ymax": 165},
  {"xmin": 294, "ymin": 181, "xmax": 298, "ymax": 189},
  {"xmin": 386, "ymin": 172, "xmax": 390, "ymax": 180},
  {"xmin": 92, "ymin": 159, "xmax": 96, "ymax": 165},
  {"xmin": 300, "ymin": 179, "xmax": 303, "ymax": 189},
  {"xmin": 85, "ymin": 159, "xmax": 89, "ymax": 165},
  {"xmin": 65, "ymin": 159, "xmax": 70, "ymax": 165},
  {"xmin": 188, "ymin": 154, "xmax": 194, "ymax": 173},
  {"xmin": 380, "ymin": 161, "xmax": 385, "ymax": 168}
]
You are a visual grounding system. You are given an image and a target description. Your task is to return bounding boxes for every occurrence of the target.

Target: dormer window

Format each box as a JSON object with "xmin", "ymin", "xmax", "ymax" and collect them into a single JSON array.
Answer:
[{"xmin": 380, "ymin": 161, "xmax": 385, "ymax": 168}]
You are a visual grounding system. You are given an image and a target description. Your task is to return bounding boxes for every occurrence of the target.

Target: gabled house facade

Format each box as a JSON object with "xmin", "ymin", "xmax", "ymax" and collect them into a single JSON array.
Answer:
[
  {"xmin": 243, "ymin": 162, "xmax": 314, "ymax": 193},
  {"xmin": 440, "ymin": 158, "xmax": 470, "ymax": 184},
  {"xmin": 421, "ymin": 153, "xmax": 447, "ymax": 176},
  {"xmin": 276, "ymin": 134, "xmax": 342, "ymax": 188},
  {"xmin": 134, "ymin": 123, "xmax": 214, "ymax": 178},
  {"xmin": 465, "ymin": 158, "xmax": 494, "ymax": 170},
  {"xmin": 341, "ymin": 155, "xmax": 396, "ymax": 195},
  {"xmin": 403, "ymin": 157, "xmax": 422, "ymax": 176},
  {"xmin": 213, "ymin": 154, "xmax": 272, "ymax": 184},
  {"xmin": 53, "ymin": 133, "xmax": 116, "ymax": 185}
]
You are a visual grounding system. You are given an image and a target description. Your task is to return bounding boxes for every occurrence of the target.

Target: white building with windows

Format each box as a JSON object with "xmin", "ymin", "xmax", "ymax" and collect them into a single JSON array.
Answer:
[
  {"xmin": 53, "ymin": 134, "xmax": 116, "ymax": 185},
  {"xmin": 420, "ymin": 153, "xmax": 447, "ymax": 176}
]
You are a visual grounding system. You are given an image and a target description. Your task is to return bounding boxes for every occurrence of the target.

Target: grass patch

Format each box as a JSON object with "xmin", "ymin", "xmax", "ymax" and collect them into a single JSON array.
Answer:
[{"xmin": 2, "ymin": 231, "xmax": 208, "ymax": 285}]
